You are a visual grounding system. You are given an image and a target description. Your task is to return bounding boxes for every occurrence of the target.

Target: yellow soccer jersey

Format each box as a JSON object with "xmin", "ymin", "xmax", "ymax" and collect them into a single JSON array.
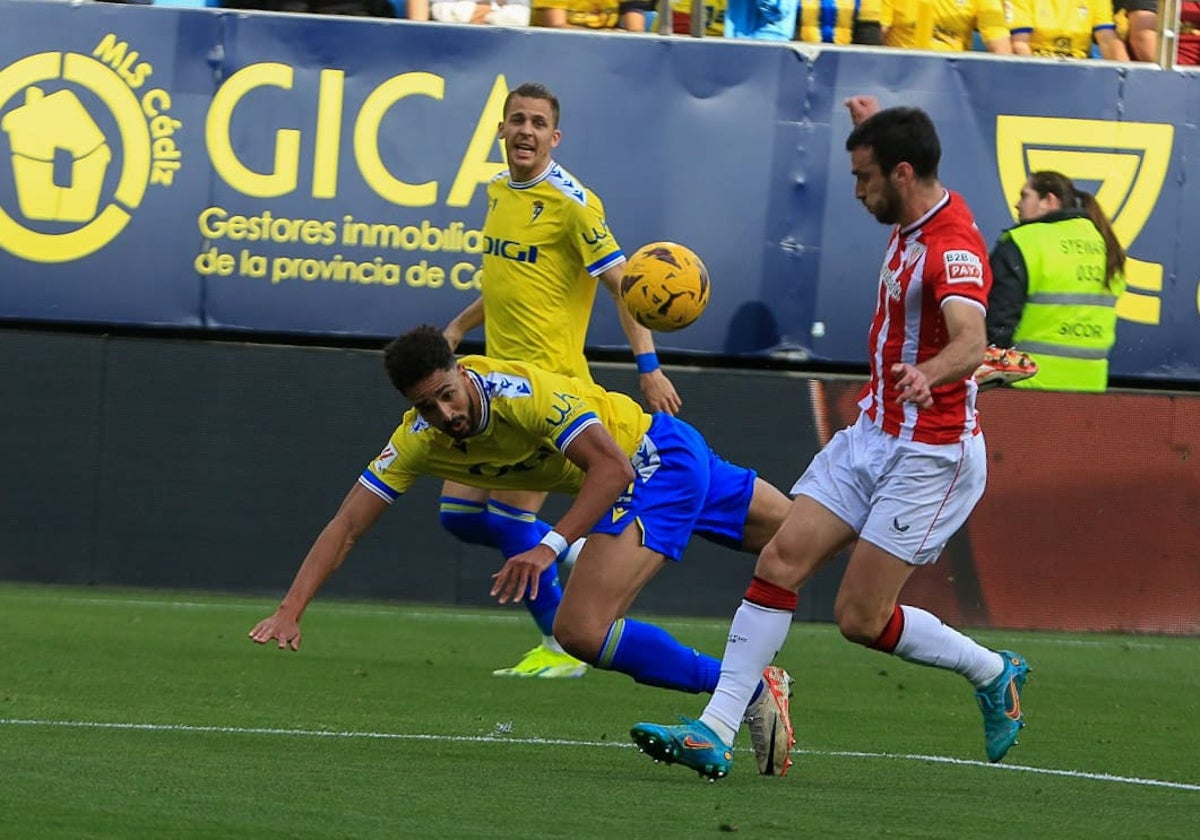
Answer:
[
  {"xmin": 481, "ymin": 162, "xmax": 624, "ymax": 385},
  {"xmin": 1007, "ymin": 0, "xmax": 1114, "ymax": 58},
  {"xmin": 881, "ymin": 0, "xmax": 1009, "ymax": 50},
  {"xmin": 358, "ymin": 355, "xmax": 652, "ymax": 501}
]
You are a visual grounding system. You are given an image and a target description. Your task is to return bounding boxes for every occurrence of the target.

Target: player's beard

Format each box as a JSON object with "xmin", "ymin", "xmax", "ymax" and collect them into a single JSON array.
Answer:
[{"xmin": 869, "ymin": 181, "xmax": 903, "ymax": 225}]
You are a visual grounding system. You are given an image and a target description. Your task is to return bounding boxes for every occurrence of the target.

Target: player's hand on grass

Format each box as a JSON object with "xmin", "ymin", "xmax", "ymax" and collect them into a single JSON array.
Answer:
[
  {"xmin": 891, "ymin": 362, "xmax": 933, "ymax": 408},
  {"xmin": 640, "ymin": 370, "xmax": 682, "ymax": 415},
  {"xmin": 490, "ymin": 545, "xmax": 557, "ymax": 604},
  {"xmin": 249, "ymin": 612, "xmax": 302, "ymax": 651}
]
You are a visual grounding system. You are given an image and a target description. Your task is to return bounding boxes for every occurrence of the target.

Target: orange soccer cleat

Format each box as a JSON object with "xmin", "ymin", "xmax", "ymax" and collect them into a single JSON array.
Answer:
[{"xmin": 974, "ymin": 346, "xmax": 1038, "ymax": 391}]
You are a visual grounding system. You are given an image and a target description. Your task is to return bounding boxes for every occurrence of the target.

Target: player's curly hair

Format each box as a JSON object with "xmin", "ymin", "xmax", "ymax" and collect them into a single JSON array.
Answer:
[{"xmin": 383, "ymin": 325, "xmax": 456, "ymax": 393}]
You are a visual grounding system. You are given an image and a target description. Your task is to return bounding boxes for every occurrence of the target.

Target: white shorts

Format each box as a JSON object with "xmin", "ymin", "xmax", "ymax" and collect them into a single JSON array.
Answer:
[{"xmin": 790, "ymin": 413, "xmax": 987, "ymax": 565}]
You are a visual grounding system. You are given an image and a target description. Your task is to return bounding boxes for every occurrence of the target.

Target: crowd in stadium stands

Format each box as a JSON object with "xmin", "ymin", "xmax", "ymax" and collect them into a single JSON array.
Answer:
[{"xmin": 87, "ymin": 0, "xmax": 1198, "ymax": 64}]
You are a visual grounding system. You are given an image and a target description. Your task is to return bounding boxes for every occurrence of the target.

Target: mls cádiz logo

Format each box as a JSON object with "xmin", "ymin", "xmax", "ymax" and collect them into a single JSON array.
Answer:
[{"xmin": 0, "ymin": 33, "xmax": 183, "ymax": 264}]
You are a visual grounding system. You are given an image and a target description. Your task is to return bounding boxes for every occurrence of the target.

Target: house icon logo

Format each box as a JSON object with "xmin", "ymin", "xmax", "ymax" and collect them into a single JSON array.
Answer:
[
  {"xmin": 4, "ymin": 87, "xmax": 111, "ymax": 224},
  {"xmin": 0, "ymin": 36, "xmax": 183, "ymax": 263}
]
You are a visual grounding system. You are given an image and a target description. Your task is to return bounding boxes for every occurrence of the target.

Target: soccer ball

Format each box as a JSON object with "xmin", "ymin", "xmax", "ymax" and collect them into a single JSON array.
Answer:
[{"xmin": 620, "ymin": 242, "xmax": 710, "ymax": 332}]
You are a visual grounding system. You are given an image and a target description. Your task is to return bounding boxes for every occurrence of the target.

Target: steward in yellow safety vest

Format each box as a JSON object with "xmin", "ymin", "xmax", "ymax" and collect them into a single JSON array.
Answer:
[{"xmin": 986, "ymin": 171, "xmax": 1126, "ymax": 392}]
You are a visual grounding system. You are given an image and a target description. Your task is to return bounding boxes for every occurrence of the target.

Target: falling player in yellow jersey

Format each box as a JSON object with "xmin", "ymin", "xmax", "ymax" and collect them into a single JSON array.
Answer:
[
  {"xmin": 440, "ymin": 82, "xmax": 681, "ymax": 679},
  {"xmin": 249, "ymin": 326, "xmax": 796, "ymax": 776}
]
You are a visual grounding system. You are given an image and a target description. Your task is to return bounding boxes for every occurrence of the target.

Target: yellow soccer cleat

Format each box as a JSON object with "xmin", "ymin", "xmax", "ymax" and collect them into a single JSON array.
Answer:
[{"xmin": 492, "ymin": 644, "xmax": 589, "ymax": 678}]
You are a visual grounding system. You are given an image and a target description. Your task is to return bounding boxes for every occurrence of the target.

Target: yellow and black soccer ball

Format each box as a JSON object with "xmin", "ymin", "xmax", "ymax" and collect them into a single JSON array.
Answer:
[{"xmin": 619, "ymin": 242, "xmax": 710, "ymax": 332}]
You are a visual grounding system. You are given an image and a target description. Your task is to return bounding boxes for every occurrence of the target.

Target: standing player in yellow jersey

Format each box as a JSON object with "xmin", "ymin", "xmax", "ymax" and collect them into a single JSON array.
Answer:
[
  {"xmin": 249, "ymin": 326, "xmax": 797, "ymax": 776},
  {"xmin": 441, "ymin": 83, "xmax": 681, "ymax": 679}
]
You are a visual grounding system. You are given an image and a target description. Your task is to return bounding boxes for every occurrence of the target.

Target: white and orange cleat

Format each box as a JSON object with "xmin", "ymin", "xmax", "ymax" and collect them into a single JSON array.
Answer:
[{"xmin": 743, "ymin": 665, "xmax": 795, "ymax": 776}]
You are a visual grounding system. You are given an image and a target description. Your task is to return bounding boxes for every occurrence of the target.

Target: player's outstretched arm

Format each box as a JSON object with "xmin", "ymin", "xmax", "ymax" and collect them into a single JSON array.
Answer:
[
  {"xmin": 490, "ymin": 423, "xmax": 634, "ymax": 604},
  {"xmin": 598, "ymin": 264, "xmax": 682, "ymax": 415},
  {"xmin": 443, "ymin": 295, "xmax": 485, "ymax": 352},
  {"xmin": 249, "ymin": 483, "xmax": 389, "ymax": 650}
]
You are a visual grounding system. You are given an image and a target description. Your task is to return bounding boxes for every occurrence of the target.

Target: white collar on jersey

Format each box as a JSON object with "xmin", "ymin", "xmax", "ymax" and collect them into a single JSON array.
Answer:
[
  {"xmin": 466, "ymin": 368, "xmax": 491, "ymax": 436},
  {"xmin": 900, "ymin": 189, "xmax": 950, "ymax": 235},
  {"xmin": 508, "ymin": 160, "xmax": 556, "ymax": 190}
]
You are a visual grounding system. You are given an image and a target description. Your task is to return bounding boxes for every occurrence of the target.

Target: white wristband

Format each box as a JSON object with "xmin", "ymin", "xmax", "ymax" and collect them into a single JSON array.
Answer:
[{"xmin": 539, "ymin": 529, "xmax": 570, "ymax": 557}]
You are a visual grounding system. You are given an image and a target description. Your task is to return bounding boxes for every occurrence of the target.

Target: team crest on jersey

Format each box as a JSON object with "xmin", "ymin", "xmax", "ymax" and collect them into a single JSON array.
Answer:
[
  {"xmin": 372, "ymin": 442, "xmax": 398, "ymax": 472},
  {"xmin": 531, "ymin": 200, "xmax": 544, "ymax": 223},
  {"xmin": 881, "ymin": 240, "xmax": 926, "ymax": 300},
  {"xmin": 943, "ymin": 249, "xmax": 984, "ymax": 285}
]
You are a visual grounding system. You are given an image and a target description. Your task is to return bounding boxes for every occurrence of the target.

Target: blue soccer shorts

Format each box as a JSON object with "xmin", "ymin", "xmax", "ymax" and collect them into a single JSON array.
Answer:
[{"xmin": 589, "ymin": 412, "xmax": 756, "ymax": 560}]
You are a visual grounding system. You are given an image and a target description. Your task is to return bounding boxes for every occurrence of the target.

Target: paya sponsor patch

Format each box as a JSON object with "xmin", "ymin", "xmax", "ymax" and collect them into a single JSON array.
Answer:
[{"xmin": 943, "ymin": 249, "xmax": 983, "ymax": 285}]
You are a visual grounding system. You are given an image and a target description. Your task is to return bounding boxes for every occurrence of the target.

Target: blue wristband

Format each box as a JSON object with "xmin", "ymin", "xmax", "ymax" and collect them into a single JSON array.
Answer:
[{"xmin": 635, "ymin": 352, "xmax": 660, "ymax": 374}]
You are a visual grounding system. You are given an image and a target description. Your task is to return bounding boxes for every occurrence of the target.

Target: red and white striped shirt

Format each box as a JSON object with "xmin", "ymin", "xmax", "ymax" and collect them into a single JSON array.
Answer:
[{"xmin": 857, "ymin": 190, "xmax": 991, "ymax": 444}]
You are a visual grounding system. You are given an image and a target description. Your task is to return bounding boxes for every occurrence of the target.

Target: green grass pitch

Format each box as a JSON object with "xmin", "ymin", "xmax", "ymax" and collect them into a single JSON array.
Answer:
[{"xmin": 1, "ymin": 583, "xmax": 1198, "ymax": 838}]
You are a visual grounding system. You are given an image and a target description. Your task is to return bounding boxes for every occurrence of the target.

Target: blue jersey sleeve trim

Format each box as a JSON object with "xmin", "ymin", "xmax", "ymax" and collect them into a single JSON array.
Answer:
[
  {"xmin": 358, "ymin": 471, "xmax": 399, "ymax": 503},
  {"xmin": 588, "ymin": 251, "xmax": 625, "ymax": 276},
  {"xmin": 555, "ymin": 414, "xmax": 601, "ymax": 452}
]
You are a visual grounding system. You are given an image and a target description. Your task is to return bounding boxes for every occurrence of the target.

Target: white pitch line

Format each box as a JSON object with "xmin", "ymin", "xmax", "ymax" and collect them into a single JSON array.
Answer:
[{"xmin": 2, "ymin": 718, "xmax": 1197, "ymax": 793}]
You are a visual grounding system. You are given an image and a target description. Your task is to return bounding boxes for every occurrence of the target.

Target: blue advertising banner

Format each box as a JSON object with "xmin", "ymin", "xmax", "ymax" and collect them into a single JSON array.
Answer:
[{"xmin": 0, "ymin": 1, "xmax": 1196, "ymax": 382}]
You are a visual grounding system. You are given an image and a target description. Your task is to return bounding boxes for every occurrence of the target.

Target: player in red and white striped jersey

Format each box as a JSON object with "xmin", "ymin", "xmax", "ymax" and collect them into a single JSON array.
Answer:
[
  {"xmin": 632, "ymin": 98, "xmax": 1030, "ymax": 778},
  {"xmin": 858, "ymin": 186, "xmax": 990, "ymax": 444}
]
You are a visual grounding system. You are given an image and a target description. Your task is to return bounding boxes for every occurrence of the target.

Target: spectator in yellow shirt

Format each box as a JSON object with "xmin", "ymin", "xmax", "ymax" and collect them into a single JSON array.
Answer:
[
  {"xmin": 1008, "ymin": 0, "xmax": 1130, "ymax": 60},
  {"xmin": 881, "ymin": 0, "xmax": 1013, "ymax": 52},
  {"xmin": 534, "ymin": 0, "xmax": 649, "ymax": 29}
]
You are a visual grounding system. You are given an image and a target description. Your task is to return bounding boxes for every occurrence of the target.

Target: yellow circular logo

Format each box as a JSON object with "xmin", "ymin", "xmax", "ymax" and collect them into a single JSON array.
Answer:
[{"xmin": 0, "ymin": 48, "xmax": 176, "ymax": 263}]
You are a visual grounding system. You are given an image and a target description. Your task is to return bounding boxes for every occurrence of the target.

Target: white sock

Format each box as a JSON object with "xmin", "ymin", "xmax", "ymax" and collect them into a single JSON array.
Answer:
[
  {"xmin": 892, "ymin": 605, "xmax": 1003, "ymax": 688},
  {"xmin": 543, "ymin": 634, "xmax": 565, "ymax": 654},
  {"xmin": 700, "ymin": 600, "xmax": 792, "ymax": 746}
]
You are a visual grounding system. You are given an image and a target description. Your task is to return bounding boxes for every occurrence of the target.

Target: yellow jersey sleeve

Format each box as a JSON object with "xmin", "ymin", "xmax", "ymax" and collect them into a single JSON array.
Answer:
[
  {"xmin": 1006, "ymin": 0, "xmax": 1032, "ymax": 31},
  {"xmin": 976, "ymin": 0, "xmax": 1010, "ymax": 44},
  {"xmin": 358, "ymin": 415, "xmax": 431, "ymax": 503},
  {"xmin": 858, "ymin": 0, "xmax": 882, "ymax": 25},
  {"xmin": 1088, "ymin": 0, "xmax": 1115, "ymax": 29},
  {"xmin": 878, "ymin": 0, "xmax": 894, "ymax": 27}
]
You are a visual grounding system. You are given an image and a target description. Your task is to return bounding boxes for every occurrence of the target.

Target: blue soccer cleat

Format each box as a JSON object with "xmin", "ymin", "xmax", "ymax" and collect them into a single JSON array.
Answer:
[
  {"xmin": 975, "ymin": 650, "xmax": 1030, "ymax": 762},
  {"xmin": 630, "ymin": 716, "xmax": 734, "ymax": 781}
]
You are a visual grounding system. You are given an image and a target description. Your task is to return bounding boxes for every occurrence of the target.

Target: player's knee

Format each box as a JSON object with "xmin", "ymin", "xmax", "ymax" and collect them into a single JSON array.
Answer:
[
  {"xmin": 437, "ymin": 501, "xmax": 490, "ymax": 545},
  {"xmin": 551, "ymin": 614, "xmax": 601, "ymax": 662},
  {"xmin": 834, "ymin": 600, "xmax": 887, "ymax": 646}
]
